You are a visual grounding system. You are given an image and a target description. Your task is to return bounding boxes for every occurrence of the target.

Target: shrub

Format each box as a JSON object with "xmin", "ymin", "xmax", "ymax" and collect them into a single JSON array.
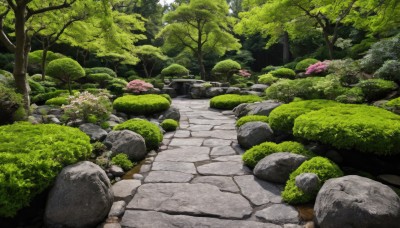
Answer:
[
  {"xmin": 295, "ymin": 58, "xmax": 319, "ymax": 71},
  {"xmin": 87, "ymin": 73, "xmax": 113, "ymax": 84},
  {"xmin": 270, "ymin": 68, "xmax": 296, "ymax": 79},
  {"xmin": 212, "ymin": 59, "xmax": 241, "ymax": 82},
  {"xmin": 161, "ymin": 64, "xmax": 189, "ymax": 77},
  {"xmin": 111, "ymin": 154, "xmax": 133, "ymax": 171},
  {"xmin": 160, "ymin": 94, "xmax": 172, "ymax": 104},
  {"xmin": 85, "ymin": 67, "xmax": 117, "ymax": 78},
  {"xmin": 28, "ymin": 79, "xmax": 45, "ymax": 95},
  {"xmin": 236, "ymin": 115, "xmax": 269, "ymax": 127},
  {"xmin": 269, "ymin": 100, "xmax": 341, "ymax": 132},
  {"xmin": 81, "ymin": 83, "xmax": 100, "ymax": 89},
  {"xmin": 312, "ymin": 74, "xmax": 347, "ymax": 100},
  {"xmin": 113, "ymin": 94, "xmax": 170, "ymax": 115},
  {"xmin": 210, "ymin": 94, "xmax": 262, "ymax": 110},
  {"xmin": 114, "ymin": 118, "xmax": 163, "ymax": 150},
  {"xmin": 0, "ymin": 84, "xmax": 26, "ymax": 125},
  {"xmin": 282, "ymin": 157, "xmax": 343, "ymax": 204},
  {"xmin": 305, "ymin": 61, "xmax": 330, "ymax": 75},
  {"xmin": 356, "ymin": 79, "xmax": 398, "ymax": 101},
  {"xmin": 265, "ymin": 78, "xmax": 323, "ymax": 103},
  {"xmin": 293, "ymin": 104, "xmax": 400, "ymax": 155},
  {"xmin": 258, "ymin": 74, "xmax": 279, "ymax": 85},
  {"xmin": 45, "ymin": 96, "xmax": 69, "ymax": 106},
  {"xmin": 92, "ymin": 141, "xmax": 107, "ymax": 156},
  {"xmin": 31, "ymin": 90, "xmax": 69, "ymax": 104},
  {"xmin": 126, "ymin": 79, "xmax": 154, "ymax": 93},
  {"xmin": 107, "ymin": 78, "xmax": 128, "ymax": 96},
  {"xmin": 374, "ymin": 60, "xmax": 400, "ymax": 82},
  {"xmin": 327, "ymin": 59, "xmax": 362, "ymax": 86},
  {"xmin": 0, "ymin": 122, "xmax": 91, "ymax": 217},
  {"xmin": 242, "ymin": 141, "xmax": 313, "ymax": 168},
  {"xmin": 46, "ymin": 58, "xmax": 85, "ymax": 94},
  {"xmin": 160, "ymin": 119, "xmax": 179, "ymax": 131},
  {"xmin": 284, "ymin": 62, "xmax": 298, "ymax": 70},
  {"xmin": 335, "ymin": 87, "xmax": 365, "ymax": 104},
  {"xmin": 261, "ymin": 65, "xmax": 280, "ymax": 73}
]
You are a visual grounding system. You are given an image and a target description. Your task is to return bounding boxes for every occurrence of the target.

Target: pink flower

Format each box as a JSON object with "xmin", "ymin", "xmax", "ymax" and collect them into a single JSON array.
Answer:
[
  {"xmin": 305, "ymin": 61, "xmax": 330, "ymax": 75},
  {"xmin": 126, "ymin": 80, "xmax": 154, "ymax": 93},
  {"xmin": 239, "ymin": 69, "xmax": 251, "ymax": 78}
]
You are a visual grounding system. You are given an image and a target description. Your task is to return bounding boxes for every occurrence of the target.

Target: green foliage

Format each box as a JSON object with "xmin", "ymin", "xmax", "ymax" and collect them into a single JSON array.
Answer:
[
  {"xmin": 111, "ymin": 154, "xmax": 133, "ymax": 171},
  {"xmin": 284, "ymin": 62, "xmax": 298, "ymax": 70},
  {"xmin": 160, "ymin": 94, "xmax": 172, "ymax": 104},
  {"xmin": 0, "ymin": 122, "xmax": 91, "ymax": 217},
  {"xmin": 161, "ymin": 64, "xmax": 189, "ymax": 77},
  {"xmin": 91, "ymin": 142, "xmax": 107, "ymax": 156},
  {"xmin": 335, "ymin": 87, "xmax": 365, "ymax": 104},
  {"xmin": 282, "ymin": 157, "xmax": 343, "ymax": 204},
  {"xmin": 269, "ymin": 100, "xmax": 341, "ymax": 132},
  {"xmin": 31, "ymin": 90, "xmax": 69, "ymax": 104},
  {"xmin": 265, "ymin": 78, "xmax": 322, "ymax": 103},
  {"xmin": 374, "ymin": 60, "xmax": 400, "ymax": 82},
  {"xmin": 258, "ymin": 74, "xmax": 279, "ymax": 85},
  {"xmin": 261, "ymin": 66, "xmax": 281, "ymax": 73},
  {"xmin": 160, "ymin": 119, "xmax": 179, "ymax": 131},
  {"xmin": 46, "ymin": 58, "xmax": 85, "ymax": 94},
  {"xmin": 295, "ymin": 59, "xmax": 319, "ymax": 72},
  {"xmin": 350, "ymin": 38, "xmax": 377, "ymax": 59},
  {"xmin": 236, "ymin": 115, "xmax": 269, "ymax": 127},
  {"xmin": 85, "ymin": 67, "xmax": 117, "ymax": 78},
  {"xmin": 106, "ymin": 78, "xmax": 128, "ymax": 96},
  {"xmin": 242, "ymin": 141, "xmax": 313, "ymax": 168},
  {"xmin": 356, "ymin": 79, "xmax": 398, "ymax": 101},
  {"xmin": 327, "ymin": 59, "xmax": 362, "ymax": 86},
  {"xmin": 293, "ymin": 104, "xmax": 400, "ymax": 156},
  {"xmin": 212, "ymin": 59, "xmax": 241, "ymax": 82},
  {"xmin": 114, "ymin": 118, "xmax": 163, "ymax": 150},
  {"xmin": 113, "ymin": 94, "xmax": 170, "ymax": 115},
  {"xmin": 210, "ymin": 94, "xmax": 263, "ymax": 110},
  {"xmin": 270, "ymin": 68, "xmax": 296, "ymax": 79},
  {"xmin": 0, "ymin": 84, "xmax": 26, "ymax": 125},
  {"xmin": 45, "ymin": 97, "xmax": 69, "ymax": 106},
  {"xmin": 28, "ymin": 79, "xmax": 45, "ymax": 95},
  {"xmin": 87, "ymin": 73, "xmax": 114, "ymax": 83}
]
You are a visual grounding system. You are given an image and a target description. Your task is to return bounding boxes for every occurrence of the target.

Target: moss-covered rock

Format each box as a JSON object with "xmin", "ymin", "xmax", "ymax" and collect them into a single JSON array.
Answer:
[{"xmin": 160, "ymin": 119, "xmax": 179, "ymax": 131}]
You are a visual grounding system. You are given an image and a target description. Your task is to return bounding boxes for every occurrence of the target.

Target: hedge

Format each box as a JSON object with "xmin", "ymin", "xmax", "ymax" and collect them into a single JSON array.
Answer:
[
  {"xmin": 210, "ymin": 94, "xmax": 262, "ymax": 110},
  {"xmin": 113, "ymin": 94, "xmax": 170, "ymax": 115}
]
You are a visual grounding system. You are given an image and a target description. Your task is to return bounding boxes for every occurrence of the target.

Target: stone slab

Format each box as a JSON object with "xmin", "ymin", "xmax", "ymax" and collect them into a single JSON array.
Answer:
[
  {"xmin": 203, "ymin": 139, "xmax": 233, "ymax": 147},
  {"xmin": 210, "ymin": 146, "xmax": 237, "ymax": 156},
  {"xmin": 197, "ymin": 162, "xmax": 251, "ymax": 176},
  {"xmin": 191, "ymin": 176, "xmax": 240, "ymax": 193},
  {"xmin": 191, "ymin": 130, "xmax": 237, "ymax": 140},
  {"xmin": 174, "ymin": 130, "xmax": 191, "ymax": 138},
  {"xmin": 169, "ymin": 138, "xmax": 204, "ymax": 147},
  {"xmin": 188, "ymin": 125, "xmax": 214, "ymax": 131},
  {"xmin": 155, "ymin": 147, "xmax": 210, "ymax": 162},
  {"xmin": 213, "ymin": 155, "xmax": 243, "ymax": 162},
  {"xmin": 152, "ymin": 162, "xmax": 197, "ymax": 174},
  {"xmin": 144, "ymin": 171, "xmax": 193, "ymax": 183},
  {"xmin": 112, "ymin": 180, "xmax": 142, "ymax": 202},
  {"xmin": 255, "ymin": 204, "xmax": 300, "ymax": 224}
]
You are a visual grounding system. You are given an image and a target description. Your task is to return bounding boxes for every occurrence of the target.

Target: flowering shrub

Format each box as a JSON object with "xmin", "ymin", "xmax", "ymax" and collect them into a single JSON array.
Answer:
[
  {"xmin": 126, "ymin": 79, "xmax": 154, "ymax": 93},
  {"xmin": 305, "ymin": 61, "xmax": 330, "ymax": 75},
  {"xmin": 238, "ymin": 69, "xmax": 251, "ymax": 78},
  {"xmin": 62, "ymin": 91, "xmax": 112, "ymax": 124}
]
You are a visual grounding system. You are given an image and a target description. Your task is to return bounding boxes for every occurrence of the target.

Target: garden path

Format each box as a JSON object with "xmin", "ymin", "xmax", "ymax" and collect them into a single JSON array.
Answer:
[{"xmin": 120, "ymin": 98, "xmax": 302, "ymax": 228}]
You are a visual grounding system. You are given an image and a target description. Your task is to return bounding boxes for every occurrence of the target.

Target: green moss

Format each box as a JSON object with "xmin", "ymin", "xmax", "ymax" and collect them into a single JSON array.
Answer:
[
  {"xmin": 242, "ymin": 141, "xmax": 313, "ymax": 168},
  {"xmin": 356, "ymin": 79, "xmax": 398, "ymax": 101},
  {"xmin": 113, "ymin": 94, "xmax": 170, "ymax": 115},
  {"xmin": 31, "ymin": 90, "xmax": 69, "ymax": 104},
  {"xmin": 160, "ymin": 119, "xmax": 179, "ymax": 131},
  {"xmin": 270, "ymin": 68, "xmax": 296, "ymax": 79},
  {"xmin": 0, "ymin": 122, "xmax": 91, "ymax": 217},
  {"xmin": 160, "ymin": 94, "xmax": 172, "ymax": 104},
  {"xmin": 335, "ymin": 87, "xmax": 365, "ymax": 104},
  {"xmin": 0, "ymin": 84, "xmax": 26, "ymax": 124},
  {"xmin": 114, "ymin": 118, "xmax": 163, "ymax": 150},
  {"xmin": 258, "ymin": 73, "xmax": 279, "ymax": 85},
  {"xmin": 268, "ymin": 100, "xmax": 341, "ymax": 132},
  {"xmin": 236, "ymin": 115, "xmax": 269, "ymax": 127},
  {"xmin": 295, "ymin": 58, "xmax": 319, "ymax": 72},
  {"xmin": 293, "ymin": 104, "xmax": 400, "ymax": 156},
  {"xmin": 282, "ymin": 157, "xmax": 343, "ymax": 204},
  {"xmin": 45, "ymin": 96, "xmax": 69, "ymax": 106},
  {"xmin": 111, "ymin": 154, "xmax": 133, "ymax": 171},
  {"xmin": 210, "ymin": 94, "xmax": 263, "ymax": 110}
]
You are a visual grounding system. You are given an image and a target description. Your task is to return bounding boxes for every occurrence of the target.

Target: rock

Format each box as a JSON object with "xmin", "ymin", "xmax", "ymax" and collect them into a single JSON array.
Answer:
[
  {"xmin": 254, "ymin": 152, "xmax": 307, "ymax": 184},
  {"xmin": 127, "ymin": 183, "xmax": 252, "ymax": 219},
  {"xmin": 67, "ymin": 119, "xmax": 84, "ymax": 127},
  {"xmin": 190, "ymin": 84, "xmax": 207, "ymax": 99},
  {"xmin": 109, "ymin": 165, "xmax": 125, "ymax": 177},
  {"xmin": 255, "ymin": 204, "xmax": 299, "ymax": 224},
  {"xmin": 191, "ymin": 176, "xmax": 239, "ymax": 193},
  {"xmin": 108, "ymin": 201, "xmax": 126, "ymax": 218},
  {"xmin": 205, "ymin": 87, "xmax": 225, "ymax": 98},
  {"xmin": 244, "ymin": 91, "xmax": 264, "ymax": 96},
  {"xmin": 325, "ymin": 150, "xmax": 343, "ymax": 164},
  {"xmin": 133, "ymin": 174, "xmax": 144, "ymax": 180},
  {"xmin": 155, "ymin": 147, "xmax": 210, "ymax": 162},
  {"xmin": 226, "ymin": 87, "xmax": 241, "ymax": 94},
  {"xmin": 378, "ymin": 174, "xmax": 400, "ymax": 187},
  {"xmin": 314, "ymin": 175, "xmax": 400, "ymax": 228},
  {"xmin": 144, "ymin": 171, "xmax": 194, "ymax": 183},
  {"xmin": 162, "ymin": 87, "xmax": 178, "ymax": 98},
  {"xmin": 169, "ymin": 138, "xmax": 204, "ymax": 147},
  {"xmin": 251, "ymin": 84, "xmax": 269, "ymax": 92},
  {"xmin": 210, "ymin": 146, "xmax": 237, "ymax": 156},
  {"xmin": 44, "ymin": 161, "xmax": 113, "ymax": 228},
  {"xmin": 233, "ymin": 100, "xmax": 282, "ymax": 118},
  {"xmin": 112, "ymin": 179, "xmax": 142, "ymax": 202},
  {"xmin": 173, "ymin": 130, "xmax": 190, "ymax": 138},
  {"xmin": 237, "ymin": 122, "xmax": 274, "ymax": 149},
  {"xmin": 212, "ymin": 155, "xmax": 243, "ymax": 162},
  {"xmin": 104, "ymin": 130, "xmax": 147, "ymax": 161},
  {"xmin": 203, "ymin": 138, "xmax": 232, "ymax": 147},
  {"xmin": 109, "ymin": 114, "xmax": 123, "ymax": 123},
  {"xmin": 152, "ymin": 161, "xmax": 197, "ymax": 174},
  {"xmin": 158, "ymin": 107, "xmax": 181, "ymax": 122},
  {"xmin": 191, "ymin": 130, "xmax": 236, "ymax": 139},
  {"xmin": 79, "ymin": 123, "xmax": 108, "ymax": 142},
  {"xmin": 197, "ymin": 162, "xmax": 251, "ymax": 176},
  {"xmin": 295, "ymin": 173, "xmax": 320, "ymax": 194}
]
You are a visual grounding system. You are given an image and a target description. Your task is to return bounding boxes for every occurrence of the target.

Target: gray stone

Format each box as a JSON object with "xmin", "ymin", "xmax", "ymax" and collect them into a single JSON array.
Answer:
[
  {"xmin": 152, "ymin": 162, "xmax": 197, "ymax": 174},
  {"xmin": 256, "ymin": 204, "xmax": 299, "ymax": 224},
  {"xmin": 79, "ymin": 123, "xmax": 108, "ymax": 142},
  {"xmin": 173, "ymin": 130, "xmax": 191, "ymax": 138},
  {"xmin": 197, "ymin": 162, "xmax": 251, "ymax": 176},
  {"xmin": 169, "ymin": 138, "xmax": 204, "ymax": 146},
  {"xmin": 127, "ymin": 183, "xmax": 252, "ymax": 219},
  {"xmin": 188, "ymin": 125, "xmax": 213, "ymax": 131},
  {"xmin": 139, "ymin": 164, "xmax": 151, "ymax": 173},
  {"xmin": 378, "ymin": 174, "xmax": 400, "ymax": 187},
  {"xmin": 213, "ymin": 124, "xmax": 236, "ymax": 130},
  {"xmin": 132, "ymin": 174, "xmax": 144, "ymax": 180},
  {"xmin": 155, "ymin": 147, "xmax": 210, "ymax": 162},
  {"xmin": 191, "ymin": 130, "xmax": 237, "ymax": 139},
  {"xmin": 226, "ymin": 87, "xmax": 241, "ymax": 94},
  {"xmin": 109, "ymin": 165, "xmax": 125, "ymax": 177},
  {"xmin": 211, "ymin": 146, "xmax": 237, "ymax": 156},
  {"xmin": 158, "ymin": 107, "xmax": 181, "ymax": 122},
  {"xmin": 315, "ymin": 175, "xmax": 400, "ymax": 228},
  {"xmin": 234, "ymin": 175, "xmax": 282, "ymax": 206},
  {"xmin": 112, "ymin": 179, "xmax": 142, "ymax": 202},
  {"xmin": 104, "ymin": 130, "xmax": 147, "ymax": 161},
  {"xmin": 190, "ymin": 84, "xmax": 207, "ymax": 99},
  {"xmin": 144, "ymin": 171, "xmax": 194, "ymax": 183},
  {"xmin": 203, "ymin": 138, "xmax": 232, "ymax": 147},
  {"xmin": 45, "ymin": 161, "xmax": 113, "ymax": 228},
  {"xmin": 295, "ymin": 173, "xmax": 320, "ymax": 194},
  {"xmin": 189, "ymin": 119, "xmax": 235, "ymax": 125},
  {"xmin": 206, "ymin": 87, "xmax": 225, "ymax": 98},
  {"xmin": 237, "ymin": 122, "xmax": 274, "ymax": 149},
  {"xmin": 109, "ymin": 114, "xmax": 123, "ymax": 123},
  {"xmin": 284, "ymin": 225, "xmax": 303, "ymax": 228},
  {"xmin": 254, "ymin": 152, "xmax": 307, "ymax": 184},
  {"xmin": 234, "ymin": 100, "xmax": 282, "ymax": 118},
  {"xmin": 212, "ymin": 155, "xmax": 242, "ymax": 162},
  {"xmin": 191, "ymin": 176, "xmax": 239, "ymax": 193},
  {"xmin": 121, "ymin": 210, "xmax": 280, "ymax": 228},
  {"xmin": 108, "ymin": 201, "xmax": 126, "ymax": 218},
  {"xmin": 251, "ymin": 84, "xmax": 269, "ymax": 92}
]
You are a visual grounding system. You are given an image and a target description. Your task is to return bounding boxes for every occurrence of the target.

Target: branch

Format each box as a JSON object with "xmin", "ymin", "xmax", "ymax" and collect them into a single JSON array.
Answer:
[
  {"xmin": 6, "ymin": 0, "xmax": 16, "ymax": 11},
  {"xmin": 173, "ymin": 33, "xmax": 196, "ymax": 53},
  {"xmin": 26, "ymin": 0, "xmax": 76, "ymax": 19},
  {"xmin": 0, "ymin": 7, "xmax": 15, "ymax": 52},
  {"xmin": 49, "ymin": 15, "xmax": 84, "ymax": 46}
]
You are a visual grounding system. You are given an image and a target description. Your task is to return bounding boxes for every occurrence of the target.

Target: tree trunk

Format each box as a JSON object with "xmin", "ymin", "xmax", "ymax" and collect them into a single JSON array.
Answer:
[
  {"xmin": 282, "ymin": 32, "xmax": 290, "ymax": 64},
  {"xmin": 197, "ymin": 53, "xmax": 206, "ymax": 80},
  {"xmin": 41, "ymin": 47, "xmax": 48, "ymax": 80},
  {"xmin": 68, "ymin": 79, "xmax": 72, "ymax": 95},
  {"xmin": 149, "ymin": 64, "xmax": 155, "ymax": 78},
  {"xmin": 323, "ymin": 32, "xmax": 334, "ymax": 60},
  {"xmin": 142, "ymin": 62, "xmax": 149, "ymax": 78}
]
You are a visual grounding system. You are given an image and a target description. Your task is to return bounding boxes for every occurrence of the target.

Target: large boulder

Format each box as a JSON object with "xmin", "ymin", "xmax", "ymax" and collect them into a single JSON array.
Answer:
[
  {"xmin": 190, "ymin": 84, "xmax": 207, "ymax": 99},
  {"xmin": 251, "ymin": 84, "xmax": 269, "ymax": 92},
  {"xmin": 226, "ymin": 87, "xmax": 241, "ymax": 94},
  {"xmin": 237, "ymin": 122, "xmax": 274, "ymax": 149},
  {"xmin": 79, "ymin": 123, "xmax": 108, "ymax": 142},
  {"xmin": 158, "ymin": 107, "xmax": 181, "ymax": 122},
  {"xmin": 254, "ymin": 152, "xmax": 307, "ymax": 183},
  {"xmin": 295, "ymin": 173, "xmax": 320, "ymax": 194},
  {"xmin": 104, "ymin": 130, "xmax": 147, "ymax": 161},
  {"xmin": 314, "ymin": 175, "xmax": 400, "ymax": 228},
  {"xmin": 206, "ymin": 87, "xmax": 225, "ymax": 98},
  {"xmin": 45, "ymin": 161, "xmax": 113, "ymax": 228},
  {"xmin": 233, "ymin": 100, "xmax": 282, "ymax": 118}
]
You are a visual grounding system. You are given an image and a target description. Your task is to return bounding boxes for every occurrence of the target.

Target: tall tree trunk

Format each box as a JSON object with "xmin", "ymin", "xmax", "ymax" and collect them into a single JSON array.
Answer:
[
  {"xmin": 282, "ymin": 32, "xmax": 290, "ymax": 64},
  {"xmin": 41, "ymin": 47, "xmax": 48, "ymax": 80},
  {"xmin": 149, "ymin": 64, "xmax": 155, "ymax": 78},
  {"xmin": 142, "ymin": 62, "xmax": 149, "ymax": 78},
  {"xmin": 323, "ymin": 32, "xmax": 334, "ymax": 60}
]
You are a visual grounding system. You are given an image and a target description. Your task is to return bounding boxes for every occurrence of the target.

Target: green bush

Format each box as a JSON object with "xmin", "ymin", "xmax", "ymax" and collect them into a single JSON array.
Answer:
[
  {"xmin": 258, "ymin": 73, "xmax": 279, "ymax": 85},
  {"xmin": 356, "ymin": 79, "xmax": 398, "ymax": 101},
  {"xmin": 111, "ymin": 154, "xmax": 133, "ymax": 171},
  {"xmin": 385, "ymin": 97, "xmax": 400, "ymax": 114},
  {"xmin": 270, "ymin": 68, "xmax": 296, "ymax": 79},
  {"xmin": 81, "ymin": 83, "xmax": 100, "ymax": 89},
  {"xmin": 374, "ymin": 60, "xmax": 400, "ymax": 82},
  {"xmin": 28, "ymin": 79, "xmax": 45, "ymax": 95},
  {"xmin": 284, "ymin": 62, "xmax": 298, "ymax": 70},
  {"xmin": 85, "ymin": 67, "xmax": 117, "ymax": 78},
  {"xmin": 106, "ymin": 78, "xmax": 128, "ymax": 96},
  {"xmin": 45, "ymin": 96, "xmax": 69, "ymax": 106},
  {"xmin": 31, "ymin": 90, "xmax": 69, "ymax": 104},
  {"xmin": 269, "ymin": 100, "xmax": 341, "ymax": 132},
  {"xmin": 236, "ymin": 115, "xmax": 269, "ymax": 127},
  {"xmin": 113, "ymin": 94, "xmax": 170, "ymax": 115},
  {"xmin": 0, "ymin": 84, "xmax": 26, "ymax": 125},
  {"xmin": 87, "ymin": 73, "xmax": 113, "ymax": 83},
  {"xmin": 114, "ymin": 118, "xmax": 163, "ymax": 150},
  {"xmin": 160, "ymin": 94, "xmax": 172, "ymax": 104},
  {"xmin": 160, "ymin": 119, "xmax": 179, "ymax": 131},
  {"xmin": 265, "ymin": 78, "xmax": 323, "ymax": 103},
  {"xmin": 46, "ymin": 58, "xmax": 85, "ymax": 94},
  {"xmin": 327, "ymin": 59, "xmax": 362, "ymax": 86},
  {"xmin": 335, "ymin": 87, "xmax": 365, "ymax": 104},
  {"xmin": 210, "ymin": 94, "xmax": 263, "ymax": 110},
  {"xmin": 282, "ymin": 157, "xmax": 343, "ymax": 204},
  {"xmin": 0, "ymin": 122, "xmax": 91, "ymax": 217},
  {"xmin": 91, "ymin": 142, "xmax": 107, "ymax": 156},
  {"xmin": 293, "ymin": 104, "xmax": 400, "ymax": 156},
  {"xmin": 212, "ymin": 59, "xmax": 241, "ymax": 82},
  {"xmin": 242, "ymin": 141, "xmax": 313, "ymax": 168},
  {"xmin": 261, "ymin": 65, "xmax": 281, "ymax": 73},
  {"xmin": 161, "ymin": 64, "xmax": 189, "ymax": 77},
  {"xmin": 295, "ymin": 58, "xmax": 319, "ymax": 71}
]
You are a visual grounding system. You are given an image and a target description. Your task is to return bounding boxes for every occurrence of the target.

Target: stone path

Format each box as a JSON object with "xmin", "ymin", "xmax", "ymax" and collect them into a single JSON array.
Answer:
[{"xmin": 119, "ymin": 99, "xmax": 302, "ymax": 228}]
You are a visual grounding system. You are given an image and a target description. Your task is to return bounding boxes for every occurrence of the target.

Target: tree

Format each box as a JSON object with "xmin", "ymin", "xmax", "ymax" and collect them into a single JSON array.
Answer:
[
  {"xmin": 158, "ymin": 0, "xmax": 241, "ymax": 80},
  {"xmin": 133, "ymin": 45, "xmax": 168, "ymax": 78},
  {"xmin": 212, "ymin": 59, "xmax": 241, "ymax": 82},
  {"xmin": 46, "ymin": 58, "xmax": 85, "ymax": 95}
]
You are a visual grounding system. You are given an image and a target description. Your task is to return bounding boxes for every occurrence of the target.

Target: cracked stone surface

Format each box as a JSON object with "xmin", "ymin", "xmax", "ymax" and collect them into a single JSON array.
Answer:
[
  {"xmin": 256, "ymin": 204, "xmax": 300, "ymax": 224},
  {"xmin": 155, "ymin": 147, "xmax": 210, "ymax": 162},
  {"xmin": 144, "ymin": 171, "xmax": 194, "ymax": 183},
  {"xmin": 191, "ymin": 176, "xmax": 240, "ymax": 193},
  {"xmin": 197, "ymin": 162, "xmax": 251, "ymax": 176},
  {"xmin": 152, "ymin": 162, "xmax": 197, "ymax": 174},
  {"xmin": 210, "ymin": 146, "xmax": 237, "ymax": 156}
]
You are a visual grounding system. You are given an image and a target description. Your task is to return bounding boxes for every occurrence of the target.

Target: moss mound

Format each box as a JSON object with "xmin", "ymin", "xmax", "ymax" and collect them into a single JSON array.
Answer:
[
  {"xmin": 113, "ymin": 94, "xmax": 170, "ymax": 115},
  {"xmin": 210, "ymin": 94, "xmax": 262, "ymax": 110},
  {"xmin": 295, "ymin": 58, "xmax": 319, "ymax": 71},
  {"xmin": 160, "ymin": 119, "xmax": 179, "ymax": 131},
  {"xmin": 236, "ymin": 115, "xmax": 269, "ymax": 127}
]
